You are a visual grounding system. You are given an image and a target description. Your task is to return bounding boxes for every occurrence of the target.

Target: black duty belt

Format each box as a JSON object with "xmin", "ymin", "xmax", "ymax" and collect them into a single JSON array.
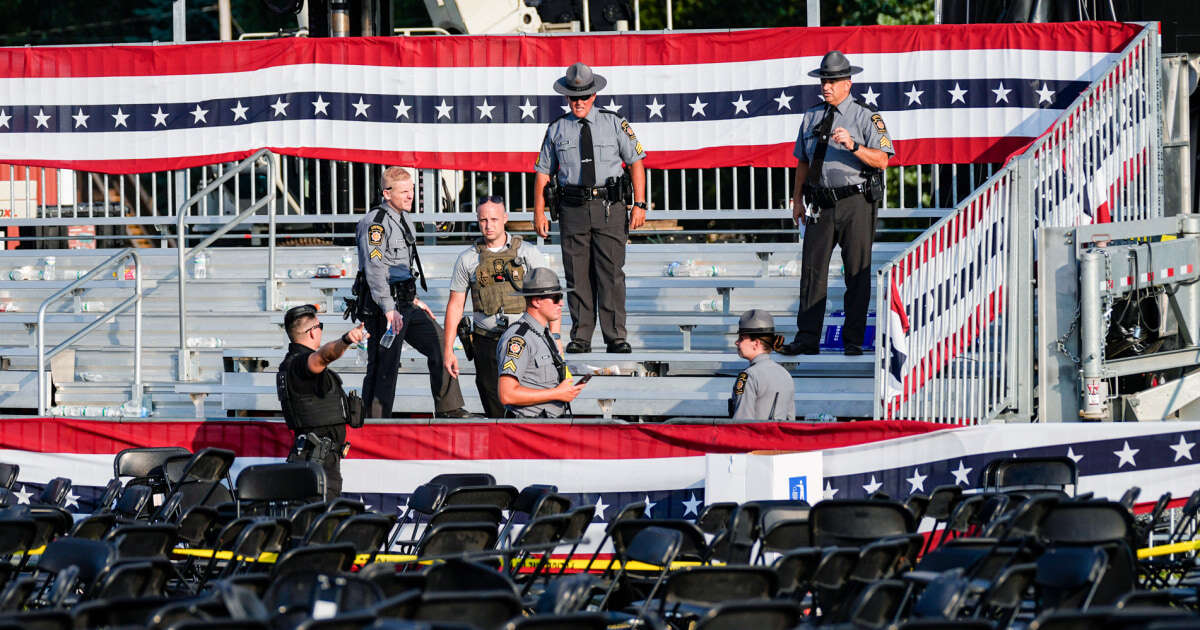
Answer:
[
  {"xmin": 473, "ymin": 327, "xmax": 504, "ymax": 340},
  {"xmin": 815, "ymin": 183, "xmax": 868, "ymax": 203},
  {"xmin": 561, "ymin": 184, "xmax": 608, "ymax": 199}
]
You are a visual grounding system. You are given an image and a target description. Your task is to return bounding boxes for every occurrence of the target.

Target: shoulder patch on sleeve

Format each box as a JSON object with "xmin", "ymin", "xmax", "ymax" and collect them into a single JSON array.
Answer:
[
  {"xmin": 871, "ymin": 113, "xmax": 887, "ymax": 133},
  {"xmin": 620, "ymin": 119, "xmax": 637, "ymax": 139},
  {"xmin": 734, "ymin": 372, "xmax": 748, "ymax": 396},
  {"xmin": 506, "ymin": 336, "xmax": 526, "ymax": 359},
  {"xmin": 368, "ymin": 224, "xmax": 384, "ymax": 246}
]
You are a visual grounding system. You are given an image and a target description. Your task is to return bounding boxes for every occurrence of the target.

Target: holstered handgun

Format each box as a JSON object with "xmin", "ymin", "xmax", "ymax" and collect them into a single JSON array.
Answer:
[
  {"xmin": 543, "ymin": 179, "xmax": 560, "ymax": 222},
  {"xmin": 457, "ymin": 319, "xmax": 475, "ymax": 362},
  {"xmin": 862, "ymin": 169, "xmax": 884, "ymax": 204},
  {"xmin": 344, "ymin": 270, "xmax": 379, "ymax": 323},
  {"xmin": 294, "ymin": 432, "xmax": 335, "ymax": 466}
]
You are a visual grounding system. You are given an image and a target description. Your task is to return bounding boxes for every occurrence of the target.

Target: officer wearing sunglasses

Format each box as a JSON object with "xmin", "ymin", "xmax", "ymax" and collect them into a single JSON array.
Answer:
[{"xmin": 278, "ymin": 304, "xmax": 369, "ymax": 498}]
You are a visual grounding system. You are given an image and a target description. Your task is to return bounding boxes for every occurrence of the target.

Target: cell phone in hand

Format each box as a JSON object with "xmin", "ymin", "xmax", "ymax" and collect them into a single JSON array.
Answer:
[{"xmin": 575, "ymin": 375, "xmax": 593, "ymax": 386}]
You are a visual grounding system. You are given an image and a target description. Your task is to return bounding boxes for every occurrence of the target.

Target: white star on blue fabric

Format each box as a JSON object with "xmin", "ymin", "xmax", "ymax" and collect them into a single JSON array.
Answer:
[
  {"xmin": 645, "ymin": 97, "xmax": 665, "ymax": 119},
  {"xmin": 64, "ymin": 490, "xmax": 79, "ymax": 509},
  {"xmin": 904, "ymin": 85, "xmax": 924, "ymax": 106},
  {"xmin": 230, "ymin": 101, "xmax": 248, "ymax": 121},
  {"xmin": 593, "ymin": 495, "xmax": 609, "ymax": 521},
  {"xmin": 270, "ymin": 97, "xmax": 289, "ymax": 117},
  {"xmin": 823, "ymin": 481, "xmax": 839, "ymax": 500},
  {"xmin": 111, "ymin": 108, "xmax": 129, "ymax": 128},
  {"xmin": 312, "ymin": 95, "xmax": 330, "ymax": 115},
  {"xmin": 602, "ymin": 98, "xmax": 622, "ymax": 114},
  {"xmin": 352, "ymin": 97, "xmax": 371, "ymax": 118},
  {"xmin": 0, "ymin": 109, "xmax": 10, "ymax": 128},
  {"xmin": 644, "ymin": 495, "xmax": 657, "ymax": 517},
  {"xmin": 947, "ymin": 83, "xmax": 967, "ymax": 104},
  {"xmin": 393, "ymin": 99, "xmax": 411, "ymax": 119},
  {"xmin": 33, "ymin": 108, "xmax": 51, "ymax": 128},
  {"xmin": 151, "ymin": 107, "xmax": 169, "ymax": 127},
  {"xmin": 731, "ymin": 94, "xmax": 750, "ymax": 115},
  {"xmin": 1114, "ymin": 440, "xmax": 1140, "ymax": 468},
  {"xmin": 518, "ymin": 98, "xmax": 537, "ymax": 120},
  {"xmin": 859, "ymin": 86, "xmax": 879, "ymax": 107},
  {"xmin": 1066, "ymin": 446, "xmax": 1083, "ymax": 463},
  {"xmin": 682, "ymin": 492, "xmax": 702, "ymax": 517},
  {"xmin": 476, "ymin": 99, "xmax": 495, "ymax": 120},
  {"xmin": 992, "ymin": 82, "xmax": 1012, "ymax": 103},
  {"xmin": 190, "ymin": 104, "xmax": 209, "ymax": 124},
  {"xmin": 906, "ymin": 468, "xmax": 928, "ymax": 494},
  {"xmin": 951, "ymin": 460, "xmax": 973, "ymax": 486},
  {"xmin": 12, "ymin": 485, "xmax": 31, "ymax": 505},
  {"xmin": 435, "ymin": 99, "xmax": 454, "ymax": 120},
  {"xmin": 862, "ymin": 475, "xmax": 883, "ymax": 495},
  {"xmin": 774, "ymin": 91, "xmax": 793, "ymax": 111},
  {"xmin": 1171, "ymin": 434, "xmax": 1195, "ymax": 462},
  {"xmin": 72, "ymin": 108, "xmax": 89, "ymax": 128},
  {"xmin": 688, "ymin": 96, "xmax": 708, "ymax": 117},
  {"xmin": 1035, "ymin": 83, "xmax": 1055, "ymax": 105}
]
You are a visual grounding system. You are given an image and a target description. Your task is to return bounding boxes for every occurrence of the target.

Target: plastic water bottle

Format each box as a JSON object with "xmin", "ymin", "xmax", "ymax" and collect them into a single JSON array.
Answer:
[
  {"xmin": 380, "ymin": 324, "xmax": 397, "ymax": 349},
  {"xmin": 665, "ymin": 260, "xmax": 697, "ymax": 277},
  {"xmin": 0, "ymin": 302, "xmax": 14, "ymax": 312},
  {"xmin": 187, "ymin": 336, "xmax": 225, "ymax": 348},
  {"xmin": 191, "ymin": 252, "xmax": 209, "ymax": 279},
  {"xmin": 80, "ymin": 301, "xmax": 105, "ymax": 312},
  {"xmin": 40, "ymin": 257, "xmax": 56, "ymax": 281},
  {"xmin": 288, "ymin": 268, "xmax": 315, "ymax": 279},
  {"xmin": 353, "ymin": 342, "xmax": 367, "ymax": 367},
  {"xmin": 777, "ymin": 260, "xmax": 802, "ymax": 276},
  {"xmin": 695, "ymin": 296, "xmax": 722, "ymax": 312},
  {"xmin": 341, "ymin": 248, "xmax": 355, "ymax": 276},
  {"xmin": 702, "ymin": 264, "xmax": 727, "ymax": 277},
  {"xmin": 9, "ymin": 266, "xmax": 33, "ymax": 281}
]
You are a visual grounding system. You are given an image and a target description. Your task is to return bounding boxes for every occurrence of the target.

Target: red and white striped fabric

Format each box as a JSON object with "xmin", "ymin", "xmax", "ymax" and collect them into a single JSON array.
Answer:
[{"xmin": 0, "ymin": 22, "xmax": 1140, "ymax": 174}]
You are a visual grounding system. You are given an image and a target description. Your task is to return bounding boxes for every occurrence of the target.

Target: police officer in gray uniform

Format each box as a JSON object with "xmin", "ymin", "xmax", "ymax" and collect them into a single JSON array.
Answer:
[
  {"xmin": 780, "ymin": 50, "xmax": 894, "ymax": 357},
  {"xmin": 731, "ymin": 309, "xmax": 796, "ymax": 421},
  {"xmin": 354, "ymin": 166, "xmax": 471, "ymax": 419},
  {"xmin": 496, "ymin": 268, "xmax": 588, "ymax": 418},
  {"xmin": 533, "ymin": 62, "xmax": 648, "ymax": 354}
]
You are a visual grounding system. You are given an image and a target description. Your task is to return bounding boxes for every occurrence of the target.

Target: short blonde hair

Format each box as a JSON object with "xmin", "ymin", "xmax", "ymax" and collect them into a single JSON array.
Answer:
[{"xmin": 381, "ymin": 166, "xmax": 413, "ymax": 191}]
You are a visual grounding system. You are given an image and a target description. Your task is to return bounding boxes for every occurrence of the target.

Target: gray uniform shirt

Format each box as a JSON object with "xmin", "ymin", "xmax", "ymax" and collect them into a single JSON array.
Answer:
[
  {"xmin": 793, "ymin": 98, "xmax": 894, "ymax": 188},
  {"xmin": 731, "ymin": 354, "xmax": 796, "ymax": 421},
  {"xmin": 449, "ymin": 236, "xmax": 549, "ymax": 334},
  {"xmin": 355, "ymin": 204, "xmax": 416, "ymax": 313},
  {"xmin": 497, "ymin": 313, "xmax": 565, "ymax": 418},
  {"xmin": 534, "ymin": 108, "xmax": 647, "ymax": 186}
]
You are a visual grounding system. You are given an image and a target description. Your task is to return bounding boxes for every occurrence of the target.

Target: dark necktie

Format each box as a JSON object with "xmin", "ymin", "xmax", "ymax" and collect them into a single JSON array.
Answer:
[
  {"xmin": 579, "ymin": 119, "xmax": 596, "ymax": 188},
  {"xmin": 809, "ymin": 104, "xmax": 838, "ymax": 186}
]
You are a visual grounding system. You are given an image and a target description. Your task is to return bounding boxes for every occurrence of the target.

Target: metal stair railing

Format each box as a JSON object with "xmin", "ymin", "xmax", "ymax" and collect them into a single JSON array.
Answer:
[
  {"xmin": 176, "ymin": 148, "xmax": 277, "ymax": 381},
  {"xmin": 37, "ymin": 248, "xmax": 144, "ymax": 415}
]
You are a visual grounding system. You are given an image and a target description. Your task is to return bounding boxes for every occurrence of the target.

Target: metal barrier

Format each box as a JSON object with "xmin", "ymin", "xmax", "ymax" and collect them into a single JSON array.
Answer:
[
  {"xmin": 36, "ymin": 248, "xmax": 144, "ymax": 415},
  {"xmin": 875, "ymin": 23, "xmax": 1161, "ymax": 423}
]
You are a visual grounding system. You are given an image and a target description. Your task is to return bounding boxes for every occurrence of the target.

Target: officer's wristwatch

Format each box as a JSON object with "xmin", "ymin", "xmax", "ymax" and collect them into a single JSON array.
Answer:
[
  {"xmin": 632, "ymin": 202, "xmax": 647, "ymax": 209},
  {"xmin": 850, "ymin": 141, "xmax": 860, "ymax": 152}
]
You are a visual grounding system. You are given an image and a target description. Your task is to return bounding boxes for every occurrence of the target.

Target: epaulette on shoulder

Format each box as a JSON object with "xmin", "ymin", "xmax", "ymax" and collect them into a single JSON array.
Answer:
[{"xmin": 855, "ymin": 98, "xmax": 879, "ymax": 112}]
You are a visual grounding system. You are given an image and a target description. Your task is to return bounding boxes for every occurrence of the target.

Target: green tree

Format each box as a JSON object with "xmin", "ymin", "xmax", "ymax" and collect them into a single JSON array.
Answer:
[{"xmin": 638, "ymin": 0, "xmax": 934, "ymax": 30}]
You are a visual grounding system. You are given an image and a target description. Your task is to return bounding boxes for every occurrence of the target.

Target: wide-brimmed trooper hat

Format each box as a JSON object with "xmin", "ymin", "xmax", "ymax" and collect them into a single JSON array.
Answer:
[
  {"xmin": 808, "ymin": 50, "xmax": 863, "ymax": 80},
  {"xmin": 553, "ymin": 62, "xmax": 607, "ymax": 97},
  {"xmin": 514, "ymin": 268, "xmax": 573, "ymax": 298},
  {"xmin": 738, "ymin": 309, "xmax": 776, "ymax": 336}
]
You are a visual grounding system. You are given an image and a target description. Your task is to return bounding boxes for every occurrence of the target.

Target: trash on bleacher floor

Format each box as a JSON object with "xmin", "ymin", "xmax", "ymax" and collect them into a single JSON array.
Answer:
[
  {"xmin": 187, "ymin": 337, "xmax": 225, "ymax": 348},
  {"xmin": 665, "ymin": 260, "xmax": 726, "ymax": 277}
]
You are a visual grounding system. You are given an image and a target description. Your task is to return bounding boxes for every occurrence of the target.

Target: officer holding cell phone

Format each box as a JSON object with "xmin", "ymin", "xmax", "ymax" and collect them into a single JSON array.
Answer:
[{"xmin": 496, "ymin": 268, "xmax": 588, "ymax": 418}]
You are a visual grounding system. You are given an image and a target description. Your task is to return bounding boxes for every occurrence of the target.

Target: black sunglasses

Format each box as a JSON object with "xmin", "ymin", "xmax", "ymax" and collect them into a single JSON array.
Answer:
[
  {"xmin": 477, "ymin": 195, "xmax": 505, "ymax": 207},
  {"xmin": 567, "ymin": 94, "xmax": 591, "ymax": 102},
  {"xmin": 303, "ymin": 321, "xmax": 324, "ymax": 335},
  {"xmin": 539, "ymin": 294, "xmax": 563, "ymax": 304}
]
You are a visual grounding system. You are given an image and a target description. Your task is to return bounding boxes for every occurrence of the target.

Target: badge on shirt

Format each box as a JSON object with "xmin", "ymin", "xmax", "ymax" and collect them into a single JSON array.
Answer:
[
  {"xmin": 871, "ymin": 113, "xmax": 887, "ymax": 133},
  {"xmin": 620, "ymin": 120, "xmax": 638, "ymax": 140},
  {"xmin": 506, "ymin": 337, "xmax": 526, "ymax": 359},
  {"xmin": 734, "ymin": 372, "xmax": 748, "ymax": 395},
  {"xmin": 368, "ymin": 224, "xmax": 384, "ymax": 246},
  {"xmin": 880, "ymin": 136, "xmax": 892, "ymax": 150}
]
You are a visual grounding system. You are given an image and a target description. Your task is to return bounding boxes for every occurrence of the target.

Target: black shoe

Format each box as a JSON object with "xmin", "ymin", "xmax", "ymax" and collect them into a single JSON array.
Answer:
[
  {"xmin": 780, "ymin": 341, "xmax": 820, "ymax": 356},
  {"xmin": 565, "ymin": 340, "xmax": 591, "ymax": 353},
  {"xmin": 843, "ymin": 345, "xmax": 864, "ymax": 356},
  {"xmin": 437, "ymin": 408, "xmax": 484, "ymax": 419},
  {"xmin": 607, "ymin": 340, "xmax": 632, "ymax": 353}
]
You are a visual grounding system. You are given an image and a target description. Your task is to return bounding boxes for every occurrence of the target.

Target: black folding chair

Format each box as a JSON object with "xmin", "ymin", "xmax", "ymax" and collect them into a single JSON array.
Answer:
[{"xmin": 234, "ymin": 461, "xmax": 324, "ymax": 518}]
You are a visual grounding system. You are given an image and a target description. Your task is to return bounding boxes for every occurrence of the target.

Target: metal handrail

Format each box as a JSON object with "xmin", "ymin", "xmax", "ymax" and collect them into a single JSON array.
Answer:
[
  {"xmin": 176, "ymin": 148, "xmax": 276, "ymax": 381},
  {"xmin": 37, "ymin": 248, "xmax": 143, "ymax": 415}
]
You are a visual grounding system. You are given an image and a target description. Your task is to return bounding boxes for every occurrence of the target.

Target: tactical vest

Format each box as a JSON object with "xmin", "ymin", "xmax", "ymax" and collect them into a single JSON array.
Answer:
[
  {"xmin": 470, "ymin": 236, "xmax": 527, "ymax": 317},
  {"xmin": 277, "ymin": 348, "xmax": 349, "ymax": 433}
]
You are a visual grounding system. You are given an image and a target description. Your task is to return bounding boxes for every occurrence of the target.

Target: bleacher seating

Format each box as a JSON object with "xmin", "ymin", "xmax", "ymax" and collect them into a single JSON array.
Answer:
[{"xmin": 0, "ymin": 242, "xmax": 906, "ymax": 419}]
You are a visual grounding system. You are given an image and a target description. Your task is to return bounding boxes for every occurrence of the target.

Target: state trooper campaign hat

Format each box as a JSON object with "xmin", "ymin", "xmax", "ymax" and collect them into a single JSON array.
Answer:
[
  {"xmin": 738, "ymin": 309, "xmax": 776, "ymax": 336},
  {"xmin": 284, "ymin": 304, "xmax": 319, "ymax": 330},
  {"xmin": 514, "ymin": 268, "xmax": 573, "ymax": 297},
  {"xmin": 553, "ymin": 62, "xmax": 607, "ymax": 97},
  {"xmin": 808, "ymin": 50, "xmax": 863, "ymax": 80}
]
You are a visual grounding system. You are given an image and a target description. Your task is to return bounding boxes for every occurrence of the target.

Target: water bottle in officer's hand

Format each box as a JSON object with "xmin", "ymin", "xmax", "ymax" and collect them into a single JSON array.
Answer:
[{"xmin": 380, "ymin": 324, "xmax": 397, "ymax": 349}]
